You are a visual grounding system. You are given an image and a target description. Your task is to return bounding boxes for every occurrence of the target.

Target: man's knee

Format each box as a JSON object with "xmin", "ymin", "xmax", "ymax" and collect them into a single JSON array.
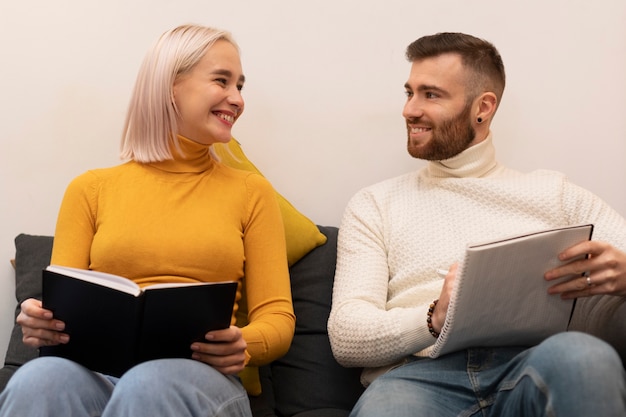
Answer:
[{"xmin": 533, "ymin": 332, "xmax": 623, "ymax": 379}]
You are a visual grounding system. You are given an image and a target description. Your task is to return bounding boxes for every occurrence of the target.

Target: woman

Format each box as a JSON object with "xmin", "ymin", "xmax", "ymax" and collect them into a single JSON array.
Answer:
[{"xmin": 0, "ymin": 24, "xmax": 295, "ymax": 416}]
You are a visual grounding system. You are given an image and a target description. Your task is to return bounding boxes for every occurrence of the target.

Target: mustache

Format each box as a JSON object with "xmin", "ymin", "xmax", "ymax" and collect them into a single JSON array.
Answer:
[{"xmin": 405, "ymin": 117, "xmax": 431, "ymax": 125}]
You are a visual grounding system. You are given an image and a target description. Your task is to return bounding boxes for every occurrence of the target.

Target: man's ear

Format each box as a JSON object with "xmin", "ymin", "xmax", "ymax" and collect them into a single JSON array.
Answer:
[{"xmin": 475, "ymin": 92, "xmax": 498, "ymax": 123}]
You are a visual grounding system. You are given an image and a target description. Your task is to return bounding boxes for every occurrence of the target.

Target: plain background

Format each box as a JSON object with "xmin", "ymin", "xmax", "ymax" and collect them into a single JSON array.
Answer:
[{"xmin": 1, "ymin": 1, "xmax": 625, "ymax": 360}]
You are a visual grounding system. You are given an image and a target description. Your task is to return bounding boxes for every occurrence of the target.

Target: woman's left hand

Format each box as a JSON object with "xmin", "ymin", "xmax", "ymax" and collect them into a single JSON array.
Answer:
[
  {"xmin": 191, "ymin": 325, "xmax": 247, "ymax": 375},
  {"xmin": 546, "ymin": 240, "xmax": 626, "ymax": 299}
]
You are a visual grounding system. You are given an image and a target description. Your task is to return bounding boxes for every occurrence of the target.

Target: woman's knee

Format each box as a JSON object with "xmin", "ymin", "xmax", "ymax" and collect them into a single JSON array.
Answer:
[
  {"xmin": 113, "ymin": 359, "xmax": 245, "ymax": 401},
  {"xmin": 6, "ymin": 357, "xmax": 99, "ymax": 392},
  {"xmin": 106, "ymin": 359, "xmax": 250, "ymax": 416},
  {"xmin": 0, "ymin": 357, "xmax": 113, "ymax": 416},
  {"xmin": 117, "ymin": 359, "xmax": 225, "ymax": 389}
]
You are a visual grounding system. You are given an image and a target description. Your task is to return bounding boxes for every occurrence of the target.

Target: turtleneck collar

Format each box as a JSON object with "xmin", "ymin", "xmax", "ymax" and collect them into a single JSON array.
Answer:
[
  {"xmin": 426, "ymin": 133, "xmax": 502, "ymax": 178},
  {"xmin": 148, "ymin": 135, "xmax": 215, "ymax": 173}
]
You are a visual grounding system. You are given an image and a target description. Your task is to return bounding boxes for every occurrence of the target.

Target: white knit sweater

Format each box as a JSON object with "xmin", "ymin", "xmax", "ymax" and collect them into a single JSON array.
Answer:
[{"xmin": 327, "ymin": 135, "xmax": 626, "ymax": 384}]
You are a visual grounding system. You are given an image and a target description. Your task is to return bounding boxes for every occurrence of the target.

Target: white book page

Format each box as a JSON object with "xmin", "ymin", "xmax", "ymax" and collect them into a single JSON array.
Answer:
[
  {"xmin": 429, "ymin": 224, "xmax": 593, "ymax": 358},
  {"xmin": 144, "ymin": 282, "xmax": 208, "ymax": 290},
  {"xmin": 46, "ymin": 265, "xmax": 141, "ymax": 296},
  {"xmin": 143, "ymin": 281, "xmax": 236, "ymax": 290}
]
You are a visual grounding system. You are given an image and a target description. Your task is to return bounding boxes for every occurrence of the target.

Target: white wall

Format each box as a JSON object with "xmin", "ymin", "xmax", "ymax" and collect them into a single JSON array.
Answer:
[{"xmin": 1, "ymin": 1, "xmax": 625, "ymax": 360}]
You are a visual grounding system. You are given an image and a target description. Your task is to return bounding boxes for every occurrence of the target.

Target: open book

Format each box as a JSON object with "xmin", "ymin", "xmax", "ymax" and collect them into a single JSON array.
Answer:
[
  {"xmin": 429, "ymin": 224, "xmax": 593, "ymax": 358},
  {"xmin": 40, "ymin": 265, "xmax": 238, "ymax": 376}
]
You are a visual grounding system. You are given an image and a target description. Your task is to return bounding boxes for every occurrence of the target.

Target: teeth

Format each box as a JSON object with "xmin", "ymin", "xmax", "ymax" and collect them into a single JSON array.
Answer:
[
  {"xmin": 411, "ymin": 127, "xmax": 430, "ymax": 133},
  {"xmin": 218, "ymin": 113, "xmax": 235, "ymax": 123}
]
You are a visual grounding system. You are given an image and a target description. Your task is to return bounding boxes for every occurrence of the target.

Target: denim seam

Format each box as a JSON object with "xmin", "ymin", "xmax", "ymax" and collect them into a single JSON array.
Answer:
[
  {"xmin": 211, "ymin": 392, "xmax": 251, "ymax": 417},
  {"xmin": 499, "ymin": 366, "xmax": 555, "ymax": 417}
]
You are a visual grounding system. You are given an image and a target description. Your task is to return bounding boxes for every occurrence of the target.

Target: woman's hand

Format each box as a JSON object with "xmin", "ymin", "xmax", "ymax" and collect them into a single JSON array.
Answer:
[
  {"xmin": 191, "ymin": 326, "xmax": 247, "ymax": 375},
  {"xmin": 17, "ymin": 298, "xmax": 69, "ymax": 348},
  {"xmin": 546, "ymin": 240, "xmax": 626, "ymax": 299}
]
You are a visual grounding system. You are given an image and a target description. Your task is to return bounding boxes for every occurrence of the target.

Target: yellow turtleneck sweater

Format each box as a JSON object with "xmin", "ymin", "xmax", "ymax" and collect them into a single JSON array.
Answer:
[{"xmin": 50, "ymin": 136, "xmax": 295, "ymax": 388}]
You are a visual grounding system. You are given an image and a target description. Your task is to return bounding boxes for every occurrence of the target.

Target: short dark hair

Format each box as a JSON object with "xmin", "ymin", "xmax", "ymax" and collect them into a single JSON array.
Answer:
[{"xmin": 406, "ymin": 32, "xmax": 505, "ymax": 104}]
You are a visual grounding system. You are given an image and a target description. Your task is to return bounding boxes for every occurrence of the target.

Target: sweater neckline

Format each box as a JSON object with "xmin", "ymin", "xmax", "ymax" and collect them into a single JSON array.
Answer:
[
  {"xmin": 148, "ymin": 136, "xmax": 215, "ymax": 173},
  {"xmin": 426, "ymin": 133, "xmax": 502, "ymax": 178}
]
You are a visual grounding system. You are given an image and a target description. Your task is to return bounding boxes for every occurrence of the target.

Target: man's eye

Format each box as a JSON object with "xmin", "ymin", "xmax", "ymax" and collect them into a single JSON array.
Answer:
[
  {"xmin": 405, "ymin": 90, "xmax": 413, "ymax": 98},
  {"xmin": 237, "ymin": 84, "xmax": 244, "ymax": 92},
  {"xmin": 426, "ymin": 92, "xmax": 438, "ymax": 99}
]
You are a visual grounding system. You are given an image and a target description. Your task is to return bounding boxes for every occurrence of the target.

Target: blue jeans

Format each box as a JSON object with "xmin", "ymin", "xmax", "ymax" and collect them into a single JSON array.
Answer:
[
  {"xmin": 351, "ymin": 332, "xmax": 626, "ymax": 416},
  {"xmin": 0, "ymin": 357, "xmax": 252, "ymax": 417}
]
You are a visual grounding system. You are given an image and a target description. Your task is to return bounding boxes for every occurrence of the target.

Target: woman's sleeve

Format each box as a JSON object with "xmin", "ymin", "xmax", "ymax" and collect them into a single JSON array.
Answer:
[
  {"xmin": 50, "ymin": 171, "xmax": 98, "ymax": 269},
  {"xmin": 239, "ymin": 174, "xmax": 296, "ymax": 365}
]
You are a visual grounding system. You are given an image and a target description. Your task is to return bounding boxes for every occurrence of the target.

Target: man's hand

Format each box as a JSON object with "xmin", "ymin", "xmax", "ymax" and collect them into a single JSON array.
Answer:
[
  {"xmin": 546, "ymin": 240, "xmax": 626, "ymax": 299},
  {"xmin": 432, "ymin": 263, "xmax": 459, "ymax": 334}
]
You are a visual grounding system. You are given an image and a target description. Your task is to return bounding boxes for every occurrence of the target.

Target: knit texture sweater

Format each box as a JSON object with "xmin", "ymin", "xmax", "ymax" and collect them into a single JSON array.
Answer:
[
  {"xmin": 51, "ymin": 136, "xmax": 295, "ymax": 382},
  {"xmin": 327, "ymin": 134, "xmax": 626, "ymax": 384}
]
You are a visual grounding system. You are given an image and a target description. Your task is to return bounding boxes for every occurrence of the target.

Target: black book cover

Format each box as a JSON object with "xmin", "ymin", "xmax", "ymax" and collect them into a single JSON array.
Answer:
[{"xmin": 40, "ymin": 267, "xmax": 237, "ymax": 377}]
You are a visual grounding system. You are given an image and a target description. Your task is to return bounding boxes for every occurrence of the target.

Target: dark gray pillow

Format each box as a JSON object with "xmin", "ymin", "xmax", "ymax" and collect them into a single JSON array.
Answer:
[
  {"xmin": 270, "ymin": 226, "xmax": 364, "ymax": 417},
  {"xmin": 0, "ymin": 234, "xmax": 53, "ymax": 391}
]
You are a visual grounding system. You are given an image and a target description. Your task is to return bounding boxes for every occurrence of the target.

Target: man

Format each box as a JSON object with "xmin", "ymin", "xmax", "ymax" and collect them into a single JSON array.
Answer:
[{"xmin": 327, "ymin": 32, "xmax": 626, "ymax": 416}]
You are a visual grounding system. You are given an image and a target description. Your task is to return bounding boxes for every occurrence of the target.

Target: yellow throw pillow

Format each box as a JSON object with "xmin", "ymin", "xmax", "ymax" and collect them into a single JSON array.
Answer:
[{"xmin": 213, "ymin": 138, "xmax": 327, "ymax": 266}]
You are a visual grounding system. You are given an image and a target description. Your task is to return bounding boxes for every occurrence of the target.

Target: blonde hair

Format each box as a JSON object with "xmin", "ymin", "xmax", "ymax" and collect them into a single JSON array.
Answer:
[{"xmin": 120, "ymin": 24, "xmax": 238, "ymax": 162}]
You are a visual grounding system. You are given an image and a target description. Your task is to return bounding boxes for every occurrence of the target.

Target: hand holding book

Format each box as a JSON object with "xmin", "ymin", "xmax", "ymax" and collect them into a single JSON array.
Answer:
[
  {"xmin": 40, "ymin": 265, "xmax": 238, "ymax": 377},
  {"xmin": 190, "ymin": 325, "xmax": 248, "ymax": 375},
  {"xmin": 429, "ymin": 264, "xmax": 459, "ymax": 338},
  {"xmin": 17, "ymin": 297, "xmax": 70, "ymax": 348},
  {"xmin": 429, "ymin": 224, "xmax": 594, "ymax": 358},
  {"xmin": 545, "ymin": 238, "xmax": 626, "ymax": 299}
]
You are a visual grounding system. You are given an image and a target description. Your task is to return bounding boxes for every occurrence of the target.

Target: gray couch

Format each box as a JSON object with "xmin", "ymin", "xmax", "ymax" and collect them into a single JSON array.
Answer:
[
  {"xmin": 4, "ymin": 226, "xmax": 625, "ymax": 416},
  {"xmin": 0, "ymin": 226, "xmax": 365, "ymax": 417}
]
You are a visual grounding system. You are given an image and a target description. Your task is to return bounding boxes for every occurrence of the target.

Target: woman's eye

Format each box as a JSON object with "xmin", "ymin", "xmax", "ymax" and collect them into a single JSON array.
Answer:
[
  {"xmin": 215, "ymin": 78, "xmax": 227, "ymax": 85},
  {"xmin": 405, "ymin": 90, "xmax": 413, "ymax": 98},
  {"xmin": 237, "ymin": 84, "xmax": 244, "ymax": 92}
]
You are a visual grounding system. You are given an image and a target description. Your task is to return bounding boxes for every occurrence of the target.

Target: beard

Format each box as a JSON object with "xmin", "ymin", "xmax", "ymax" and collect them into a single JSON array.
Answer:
[{"xmin": 406, "ymin": 103, "xmax": 476, "ymax": 161}]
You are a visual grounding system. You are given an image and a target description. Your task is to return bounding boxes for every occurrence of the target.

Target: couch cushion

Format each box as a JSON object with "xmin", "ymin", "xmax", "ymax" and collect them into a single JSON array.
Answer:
[
  {"xmin": 269, "ymin": 226, "xmax": 364, "ymax": 416},
  {"xmin": 0, "ymin": 234, "xmax": 53, "ymax": 390},
  {"xmin": 569, "ymin": 295, "xmax": 626, "ymax": 364}
]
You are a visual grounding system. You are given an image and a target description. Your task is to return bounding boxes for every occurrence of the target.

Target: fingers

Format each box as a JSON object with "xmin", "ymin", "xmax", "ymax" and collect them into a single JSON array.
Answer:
[
  {"xmin": 548, "ymin": 266, "xmax": 622, "ymax": 299},
  {"xmin": 548, "ymin": 272, "xmax": 598, "ymax": 300},
  {"xmin": 433, "ymin": 263, "xmax": 459, "ymax": 333},
  {"xmin": 545, "ymin": 241, "xmax": 602, "ymax": 281},
  {"xmin": 191, "ymin": 348, "xmax": 247, "ymax": 375},
  {"xmin": 20, "ymin": 298, "xmax": 49, "ymax": 318},
  {"xmin": 22, "ymin": 330, "xmax": 70, "ymax": 348},
  {"xmin": 190, "ymin": 326, "xmax": 248, "ymax": 375},
  {"xmin": 545, "ymin": 240, "xmax": 626, "ymax": 298},
  {"xmin": 17, "ymin": 298, "xmax": 69, "ymax": 348},
  {"xmin": 557, "ymin": 239, "xmax": 599, "ymax": 262}
]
